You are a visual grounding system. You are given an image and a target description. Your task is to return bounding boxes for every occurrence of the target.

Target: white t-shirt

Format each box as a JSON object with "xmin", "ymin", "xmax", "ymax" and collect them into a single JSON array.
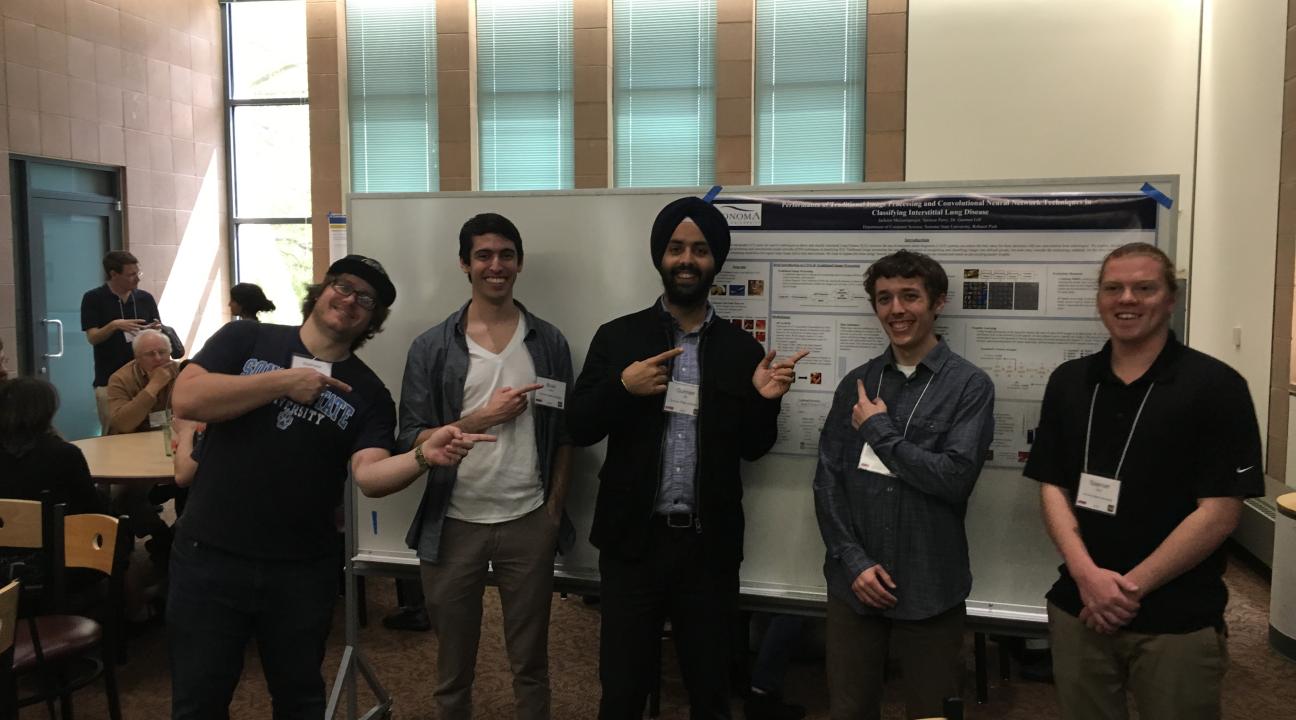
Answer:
[{"xmin": 447, "ymin": 316, "xmax": 544, "ymax": 523}]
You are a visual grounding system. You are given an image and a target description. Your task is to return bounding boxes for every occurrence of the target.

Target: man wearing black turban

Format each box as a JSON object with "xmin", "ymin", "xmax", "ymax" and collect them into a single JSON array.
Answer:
[{"xmin": 569, "ymin": 196, "xmax": 809, "ymax": 719}]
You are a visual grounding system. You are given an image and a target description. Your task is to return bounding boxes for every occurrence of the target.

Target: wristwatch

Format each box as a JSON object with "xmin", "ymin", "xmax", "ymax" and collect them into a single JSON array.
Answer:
[{"xmin": 413, "ymin": 444, "xmax": 431, "ymax": 472}]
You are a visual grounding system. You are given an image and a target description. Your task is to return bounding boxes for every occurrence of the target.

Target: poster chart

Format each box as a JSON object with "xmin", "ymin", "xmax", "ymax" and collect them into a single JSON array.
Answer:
[{"xmin": 707, "ymin": 193, "xmax": 1165, "ymax": 469}]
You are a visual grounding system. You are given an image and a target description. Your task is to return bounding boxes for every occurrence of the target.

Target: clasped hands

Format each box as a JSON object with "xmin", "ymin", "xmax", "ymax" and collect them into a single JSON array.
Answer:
[
  {"xmin": 1075, "ymin": 565, "xmax": 1142, "ymax": 634},
  {"xmin": 620, "ymin": 347, "xmax": 810, "ymax": 399}
]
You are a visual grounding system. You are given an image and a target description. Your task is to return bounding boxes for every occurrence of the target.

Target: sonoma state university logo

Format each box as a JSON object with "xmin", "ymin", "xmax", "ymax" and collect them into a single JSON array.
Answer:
[{"xmin": 716, "ymin": 203, "xmax": 762, "ymax": 227}]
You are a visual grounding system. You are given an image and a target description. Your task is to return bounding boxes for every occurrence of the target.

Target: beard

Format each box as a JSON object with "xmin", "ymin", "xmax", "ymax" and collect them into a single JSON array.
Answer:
[{"xmin": 659, "ymin": 263, "xmax": 715, "ymax": 307}]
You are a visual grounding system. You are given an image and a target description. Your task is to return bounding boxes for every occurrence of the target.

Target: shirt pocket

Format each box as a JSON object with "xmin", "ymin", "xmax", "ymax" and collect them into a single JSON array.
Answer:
[{"xmin": 905, "ymin": 416, "xmax": 952, "ymax": 450}]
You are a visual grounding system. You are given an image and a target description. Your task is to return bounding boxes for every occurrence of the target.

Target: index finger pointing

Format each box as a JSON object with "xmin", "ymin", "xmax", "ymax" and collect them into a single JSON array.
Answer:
[
  {"xmin": 856, "ymin": 379, "xmax": 868, "ymax": 402},
  {"xmin": 323, "ymin": 376, "xmax": 354, "ymax": 394},
  {"xmin": 786, "ymin": 349, "xmax": 810, "ymax": 366},
  {"xmin": 647, "ymin": 347, "xmax": 685, "ymax": 364},
  {"xmin": 512, "ymin": 383, "xmax": 545, "ymax": 395}
]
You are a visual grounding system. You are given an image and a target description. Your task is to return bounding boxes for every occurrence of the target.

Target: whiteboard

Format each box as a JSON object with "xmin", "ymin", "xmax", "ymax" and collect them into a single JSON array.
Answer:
[{"xmin": 348, "ymin": 177, "xmax": 1179, "ymax": 619}]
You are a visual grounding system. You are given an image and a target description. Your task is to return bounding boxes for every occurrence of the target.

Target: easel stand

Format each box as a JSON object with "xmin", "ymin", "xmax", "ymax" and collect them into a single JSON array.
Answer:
[{"xmin": 326, "ymin": 476, "xmax": 392, "ymax": 720}]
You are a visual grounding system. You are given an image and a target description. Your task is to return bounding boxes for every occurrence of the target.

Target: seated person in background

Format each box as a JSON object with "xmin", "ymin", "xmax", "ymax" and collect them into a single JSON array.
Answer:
[
  {"xmin": 0, "ymin": 377, "xmax": 108, "ymax": 584},
  {"xmin": 104, "ymin": 328, "xmax": 180, "ymax": 570},
  {"xmin": 229, "ymin": 282, "xmax": 276, "ymax": 321},
  {"xmin": 105, "ymin": 328, "xmax": 179, "ymax": 435}
]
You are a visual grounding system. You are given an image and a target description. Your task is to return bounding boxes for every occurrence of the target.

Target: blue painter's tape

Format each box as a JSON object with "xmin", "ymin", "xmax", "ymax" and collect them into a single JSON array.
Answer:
[
  {"xmin": 1140, "ymin": 182, "xmax": 1173, "ymax": 209},
  {"xmin": 702, "ymin": 185, "xmax": 723, "ymax": 203},
  {"xmin": 371, "ymin": 510, "xmax": 378, "ymax": 535}
]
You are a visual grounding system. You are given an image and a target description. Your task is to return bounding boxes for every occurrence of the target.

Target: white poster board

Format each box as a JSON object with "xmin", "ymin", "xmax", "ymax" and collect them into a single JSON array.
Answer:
[{"xmin": 348, "ymin": 177, "xmax": 1179, "ymax": 619}]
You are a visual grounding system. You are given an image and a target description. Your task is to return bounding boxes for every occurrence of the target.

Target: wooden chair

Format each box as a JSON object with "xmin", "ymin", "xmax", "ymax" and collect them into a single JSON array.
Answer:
[
  {"xmin": 12, "ymin": 512, "xmax": 127, "ymax": 720},
  {"xmin": 0, "ymin": 579, "xmax": 22, "ymax": 720},
  {"xmin": 0, "ymin": 498, "xmax": 62, "ymax": 719}
]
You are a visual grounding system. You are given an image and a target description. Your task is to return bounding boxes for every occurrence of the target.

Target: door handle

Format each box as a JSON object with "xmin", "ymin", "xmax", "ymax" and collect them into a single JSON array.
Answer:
[{"xmin": 42, "ymin": 318, "xmax": 64, "ymax": 359}]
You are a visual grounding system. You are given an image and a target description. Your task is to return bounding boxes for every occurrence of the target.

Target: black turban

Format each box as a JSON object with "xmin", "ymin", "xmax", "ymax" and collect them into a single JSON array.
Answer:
[{"xmin": 649, "ymin": 197, "xmax": 731, "ymax": 272}]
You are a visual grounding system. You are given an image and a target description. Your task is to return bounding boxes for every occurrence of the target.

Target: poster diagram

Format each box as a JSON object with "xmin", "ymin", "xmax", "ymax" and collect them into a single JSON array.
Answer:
[{"xmin": 711, "ymin": 193, "xmax": 1162, "ymax": 468}]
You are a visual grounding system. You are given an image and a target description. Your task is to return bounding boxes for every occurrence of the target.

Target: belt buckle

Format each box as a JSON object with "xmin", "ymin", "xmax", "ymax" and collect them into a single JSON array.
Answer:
[{"xmin": 665, "ymin": 513, "xmax": 694, "ymax": 529}]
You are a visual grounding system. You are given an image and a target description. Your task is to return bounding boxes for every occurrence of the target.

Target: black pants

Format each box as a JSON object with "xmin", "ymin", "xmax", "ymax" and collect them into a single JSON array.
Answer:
[
  {"xmin": 167, "ymin": 535, "xmax": 338, "ymax": 720},
  {"xmin": 598, "ymin": 522, "xmax": 739, "ymax": 720}
]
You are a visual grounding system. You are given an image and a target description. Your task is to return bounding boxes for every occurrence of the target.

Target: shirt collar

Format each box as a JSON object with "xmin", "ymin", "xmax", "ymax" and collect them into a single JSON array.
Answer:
[
  {"xmin": 657, "ymin": 296, "xmax": 715, "ymax": 334},
  {"xmin": 452, "ymin": 299, "xmax": 536, "ymax": 339},
  {"xmin": 1088, "ymin": 330, "xmax": 1183, "ymax": 386},
  {"xmin": 884, "ymin": 337, "xmax": 951, "ymax": 375}
]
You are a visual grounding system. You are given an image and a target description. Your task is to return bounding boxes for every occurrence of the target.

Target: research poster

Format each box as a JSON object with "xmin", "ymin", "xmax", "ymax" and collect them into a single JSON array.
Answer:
[{"xmin": 709, "ymin": 193, "xmax": 1163, "ymax": 468}]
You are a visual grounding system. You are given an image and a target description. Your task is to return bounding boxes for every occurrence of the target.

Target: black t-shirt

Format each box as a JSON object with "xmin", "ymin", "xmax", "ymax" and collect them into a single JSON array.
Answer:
[
  {"xmin": 1023, "ymin": 334, "xmax": 1264, "ymax": 633},
  {"xmin": 80, "ymin": 284, "xmax": 162, "ymax": 387},
  {"xmin": 178, "ymin": 321, "xmax": 396, "ymax": 560},
  {"xmin": 0, "ymin": 434, "xmax": 107, "ymax": 515}
]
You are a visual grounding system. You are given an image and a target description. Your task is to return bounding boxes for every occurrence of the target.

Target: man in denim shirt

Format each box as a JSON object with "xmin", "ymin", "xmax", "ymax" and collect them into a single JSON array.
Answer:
[
  {"xmin": 813, "ymin": 251, "xmax": 995, "ymax": 720},
  {"xmin": 391, "ymin": 214, "xmax": 575, "ymax": 720}
]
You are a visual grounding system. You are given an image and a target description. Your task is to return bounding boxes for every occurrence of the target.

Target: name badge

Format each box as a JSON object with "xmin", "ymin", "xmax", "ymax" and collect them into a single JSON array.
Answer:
[
  {"xmin": 123, "ymin": 329, "xmax": 140, "ymax": 343},
  {"xmin": 1075, "ymin": 472, "xmax": 1121, "ymax": 516},
  {"xmin": 148, "ymin": 410, "xmax": 169, "ymax": 429},
  {"xmin": 535, "ymin": 377, "xmax": 566, "ymax": 409},
  {"xmin": 663, "ymin": 382, "xmax": 700, "ymax": 416},
  {"xmin": 290, "ymin": 354, "xmax": 333, "ymax": 377},
  {"xmin": 857, "ymin": 442, "xmax": 896, "ymax": 476}
]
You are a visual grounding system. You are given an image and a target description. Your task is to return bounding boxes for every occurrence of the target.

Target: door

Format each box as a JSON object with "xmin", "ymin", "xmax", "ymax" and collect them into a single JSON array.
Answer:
[{"xmin": 14, "ymin": 160, "xmax": 122, "ymax": 440}]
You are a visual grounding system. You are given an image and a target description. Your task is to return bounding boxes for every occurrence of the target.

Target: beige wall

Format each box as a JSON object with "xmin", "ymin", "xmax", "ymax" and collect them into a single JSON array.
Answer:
[{"xmin": 0, "ymin": 0, "xmax": 228, "ymax": 363}]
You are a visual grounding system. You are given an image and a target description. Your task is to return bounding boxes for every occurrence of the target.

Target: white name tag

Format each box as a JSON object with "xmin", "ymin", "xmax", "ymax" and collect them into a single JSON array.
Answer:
[
  {"xmin": 663, "ymin": 381, "xmax": 700, "ymax": 416},
  {"xmin": 857, "ymin": 442, "xmax": 896, "ymax": 476},
  {"xmin": 123, "ymin": 329, "xmax": 140, "ymax": 343},
  {"xmin": 535, "ymin": 377, "xmax": 566, "ymax": 409},
  {"xmin": 290, "ymin": 354, "xmax": 333, "ymax": 377},
  {"xmin": 148, "ymin": 410, "xmax": 169, "ymax": 429},
  {"xmin": 1075, "ymin": 472, "xmax": 1121, "ymax": 516}
]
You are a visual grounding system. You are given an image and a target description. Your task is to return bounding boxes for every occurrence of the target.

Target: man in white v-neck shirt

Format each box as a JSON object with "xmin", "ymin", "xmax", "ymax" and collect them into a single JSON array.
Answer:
[{"xmin": 387, "ymin": 213, "xmax": 576, "ymax": 720}]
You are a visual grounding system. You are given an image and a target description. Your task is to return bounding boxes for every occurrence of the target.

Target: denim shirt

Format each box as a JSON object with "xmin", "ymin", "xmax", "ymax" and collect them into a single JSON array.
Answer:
[
  {"xmin": 813, "ymin": 340, "xmax": 995, "ymax": 620},
  {"xmin": 655, "ymin": 298, "xmax": 715, "ymax": 514},
  {"xmin": 398, "ymin": 300, "xmax": 576, "ymax": 561}
]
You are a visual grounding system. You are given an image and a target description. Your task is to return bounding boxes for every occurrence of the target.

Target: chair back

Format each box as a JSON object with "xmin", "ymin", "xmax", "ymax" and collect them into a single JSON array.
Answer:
[
  {"xmin": 0, "ymin": 501, "xmax": 42, "ymax": 550},
  {"xmin": 63, "ymin": 515, "xmax": 123, "ymax": 576},
  {"xmin": 0, "ymin": 580, "xmax": 19, "ymax": 654}
]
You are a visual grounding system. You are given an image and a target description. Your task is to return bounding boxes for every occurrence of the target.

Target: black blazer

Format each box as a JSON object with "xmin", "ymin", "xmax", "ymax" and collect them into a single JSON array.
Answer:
[{"xmin": 568, "ymin": 304, "xmax": 781, "ymax": 568}]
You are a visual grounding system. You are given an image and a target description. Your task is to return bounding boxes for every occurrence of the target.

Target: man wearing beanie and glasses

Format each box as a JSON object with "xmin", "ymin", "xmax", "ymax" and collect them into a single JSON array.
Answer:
[
  {"xmin": 168, "ymin": 255, "xmax": 493, "ymax": 719},
  {"xmin": 569, "ymin": 197, "xmax": 808, "ymax": 718}
]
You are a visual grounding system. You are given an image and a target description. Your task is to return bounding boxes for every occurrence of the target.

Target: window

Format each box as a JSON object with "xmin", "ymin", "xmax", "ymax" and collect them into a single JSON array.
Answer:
[
  {"xmin": 613, "ymin": 0, "xmax": 716, "ymax": 187},
  {"xmin": 225, "ymin": 0, "xmax": 312, "ymax": 324},
  {"xmin": 754, "ymin": 0, "xmax": 866, "ymax": 185},
  {"xmin": 477, "ymin": 0, "xmax": 574, "ymax": 190},
  {"xmin": 347, "ymin": 0, "xmax": 439, "ymax": 193}
]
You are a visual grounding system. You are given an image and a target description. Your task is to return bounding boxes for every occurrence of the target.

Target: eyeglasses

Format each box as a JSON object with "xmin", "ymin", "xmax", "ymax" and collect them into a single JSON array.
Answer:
[{"xmin": 330, "ymin": 281, "xmax": 377, "ymax": 310}]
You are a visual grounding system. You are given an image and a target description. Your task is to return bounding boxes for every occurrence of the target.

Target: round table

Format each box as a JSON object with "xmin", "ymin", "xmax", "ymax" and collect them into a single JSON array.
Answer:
[
  {"xmin": 1272, "ymin": 492, "xmax": 1296, "ymax": 661},
  {"xmin": 70, "ymin": 430, "xmax": 174, "ymax": 484}
]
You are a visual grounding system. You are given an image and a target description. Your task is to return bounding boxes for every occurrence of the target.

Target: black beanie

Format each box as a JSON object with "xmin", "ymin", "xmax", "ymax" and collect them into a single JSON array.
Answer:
[{"xmin": 650, "ymin": 197, "xmax": 731, "ymax": 272}]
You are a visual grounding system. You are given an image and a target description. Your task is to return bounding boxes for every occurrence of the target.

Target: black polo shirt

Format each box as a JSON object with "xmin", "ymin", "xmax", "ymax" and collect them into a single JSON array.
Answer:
[
  {"xmin": 1023, "ymin": 332, "xmax": 1263, "ymax": 634},
  {"xmin": 80, "ymin": 284, "xmax": 161, "ymax": 387}
]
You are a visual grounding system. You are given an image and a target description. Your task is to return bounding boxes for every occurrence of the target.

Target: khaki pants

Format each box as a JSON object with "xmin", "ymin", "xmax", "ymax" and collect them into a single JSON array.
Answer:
[
  {"xmin": 1048, "ymin": 601, "xmax": 1227, "ymax": 720},
  {"xmin": 420, "ymin": 506, "xmax": 558, "ymax": 720},
  {"xmin": 94, "ymin": 386, "xmax": 112, "ymax": 434},
  {"xmin": 825, "ymin": 594, "xmax": 965, "ymax": 720}
]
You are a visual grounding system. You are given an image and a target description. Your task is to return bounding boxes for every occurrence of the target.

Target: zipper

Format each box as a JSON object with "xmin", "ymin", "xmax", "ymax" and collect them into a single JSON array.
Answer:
[{"xmin": 692, "ymin": 329, "xmax": 706, "ymax": 534}]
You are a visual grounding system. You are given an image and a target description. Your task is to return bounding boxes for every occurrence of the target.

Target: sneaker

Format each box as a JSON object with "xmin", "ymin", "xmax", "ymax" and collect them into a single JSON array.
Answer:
[
  {"xmin": 381, "ymin": 606, "xmax": 430, "ymax": 632},
  {"xmin": 744, "ymin": 690, "xmax": 806, "ymax": 720}
]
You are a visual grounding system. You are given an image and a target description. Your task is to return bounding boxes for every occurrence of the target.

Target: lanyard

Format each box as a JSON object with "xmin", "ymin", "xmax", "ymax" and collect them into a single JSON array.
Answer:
[
  {"xmin": 117, "ymin": 292, "xmax": 136, "ymax": 320},
  {"xmin": 876, "ymin": 365, "xmax": 936, "ymax": 439},
  {"xmin": 1083, "ymin": 381, "xmax": 1154, "ymax": 481}
]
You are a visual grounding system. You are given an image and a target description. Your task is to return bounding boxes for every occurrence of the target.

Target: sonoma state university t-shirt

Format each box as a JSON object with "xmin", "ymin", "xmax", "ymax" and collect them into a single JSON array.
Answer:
[{"xmin": 179, "ymin": 321, "xmax": 396, "ymax": 560}]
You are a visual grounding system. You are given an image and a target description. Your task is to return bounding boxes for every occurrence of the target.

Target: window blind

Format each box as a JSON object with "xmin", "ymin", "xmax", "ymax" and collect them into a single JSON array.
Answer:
[
  {"xmin": 613, "ymin": 0, "xmax": 716, "ymax": 188},
  {"xmin": 346, "ymin": 0, "xmax": 439, "ymax": 192},
  {"xmin": 754, "ymin": 0, "xmax": 866, "ymax": 185},
  {"xmin": 477, "ymin": 0, "xmax": 574, "ymax": 190}
]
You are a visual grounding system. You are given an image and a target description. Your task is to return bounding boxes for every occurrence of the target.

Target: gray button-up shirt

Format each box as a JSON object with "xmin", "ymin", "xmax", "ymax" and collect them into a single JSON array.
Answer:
[
  {"xmin": 655, "ymin": 298, "xmax": 715, "ymax": 515},
  {"xmin": 397, "ymin": 300, "xmax": 575, "ymax": 561},
  {"xmin": 813, "ymin": 340, "xmax": 995, "ymax": 620}
]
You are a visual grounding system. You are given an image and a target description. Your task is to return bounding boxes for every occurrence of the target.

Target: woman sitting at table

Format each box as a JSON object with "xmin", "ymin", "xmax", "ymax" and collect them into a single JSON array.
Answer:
[{"xmin": 0, "ymin": 377, "xmax": 107, "ymax": 582}]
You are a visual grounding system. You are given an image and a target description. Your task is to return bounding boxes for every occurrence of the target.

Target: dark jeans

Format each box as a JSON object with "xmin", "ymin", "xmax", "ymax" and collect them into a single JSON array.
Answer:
[
  {"xmin": 167, "ymin": 534, "xmax": 338, "ymax": 720},
  {"xmin": 598, "ymin": 521, "xmax": 739, "ymax": 720},
  {"xmin": 750, "ymin": 614, "xmax": 806, "ymax": 694}
]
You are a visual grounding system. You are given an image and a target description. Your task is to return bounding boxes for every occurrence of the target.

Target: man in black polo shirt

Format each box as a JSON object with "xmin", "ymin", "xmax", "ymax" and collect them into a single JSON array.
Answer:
[
  {"xmin": 1025, "ymin": 242, "xmax": 1263, "ymax": 720},
  {"xmin": 81, "ymin": 250, "xmax": 176, "ymax": 431}
]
